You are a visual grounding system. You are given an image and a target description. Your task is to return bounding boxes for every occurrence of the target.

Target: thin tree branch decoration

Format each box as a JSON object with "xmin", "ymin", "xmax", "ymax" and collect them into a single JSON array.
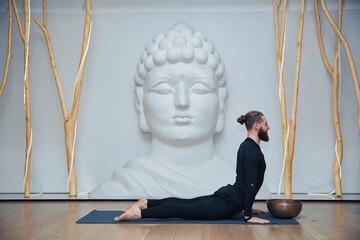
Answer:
[
  {"xmin": 315, "ymin": 0, "xmax": 344, "ymax": 196},
  {"xmin": 273, "ymin": 0, "xmax": 306, "ymax": 199},
  {"xmin": 273, "ymin": 0, "xmax": 289, "ymax": 157},
  {"xmin": 12, "ymin": 0, "xmax": 32, "ymax": 198},
  {"xmin": 319, "ymin": 0, "xmax": 360, "ymax": 136},
  {"xmin": 314, "ymin": 0, "xmax": 333, "ymax": 75},
  {"xmin": 35, "ymin": 0, "xmax": 92, "ymax": 196},
  {"xmin": 0, "ymin": 0, "xmax": 13, "ymax": 97},
  {"xmin": 284, "ymin": 0, "xmax": 306, "ymax": 199}
]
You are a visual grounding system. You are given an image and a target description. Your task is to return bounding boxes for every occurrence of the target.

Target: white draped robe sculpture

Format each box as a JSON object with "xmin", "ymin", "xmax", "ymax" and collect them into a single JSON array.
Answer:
[{"xmin": 90, "ymin": 22, "xmax": 235, "ymax": 199}]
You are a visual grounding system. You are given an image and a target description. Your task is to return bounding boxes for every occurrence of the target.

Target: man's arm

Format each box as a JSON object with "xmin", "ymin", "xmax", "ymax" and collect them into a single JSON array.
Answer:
[{"xmin": 243, "ymin": 149, "xmax": 260, "ymax": 219}]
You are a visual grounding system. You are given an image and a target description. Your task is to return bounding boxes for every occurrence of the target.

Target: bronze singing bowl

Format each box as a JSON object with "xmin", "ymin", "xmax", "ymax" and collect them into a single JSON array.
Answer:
[{"xmin": 266, "ymin": 199, "xmax": 302, "ymax": 219}]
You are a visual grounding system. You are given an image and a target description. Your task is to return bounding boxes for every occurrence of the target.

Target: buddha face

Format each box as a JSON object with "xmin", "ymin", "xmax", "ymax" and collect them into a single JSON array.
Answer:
[
  {"xmin": 136, "ymin": 62, "xmax": 225, "ymax": 146},
  {"xmin": 134, "ymin": 22, "xmax": 227, "ymax": 146}
]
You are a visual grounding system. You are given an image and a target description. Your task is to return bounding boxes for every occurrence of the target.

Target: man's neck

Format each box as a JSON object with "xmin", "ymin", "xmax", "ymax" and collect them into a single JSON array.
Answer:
[{"xmin": 248, "ymin": 132, "xmax": 260, "ymax": 145}]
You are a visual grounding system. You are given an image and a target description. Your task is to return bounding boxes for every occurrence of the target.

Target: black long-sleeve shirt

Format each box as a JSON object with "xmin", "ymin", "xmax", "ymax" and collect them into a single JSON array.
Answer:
[{"xmin": 214, "ymin": 137, "xmax": 266, "ymax": 217}]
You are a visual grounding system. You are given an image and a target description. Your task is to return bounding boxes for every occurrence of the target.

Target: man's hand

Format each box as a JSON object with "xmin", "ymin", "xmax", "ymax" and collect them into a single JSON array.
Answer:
[
  {"xmin": 247, "ymin": 216, "xmax": 270, "ymax": 224},
  {"xmin": 251, "ymin": 209, "xmax": 267, "ymax": 214}
]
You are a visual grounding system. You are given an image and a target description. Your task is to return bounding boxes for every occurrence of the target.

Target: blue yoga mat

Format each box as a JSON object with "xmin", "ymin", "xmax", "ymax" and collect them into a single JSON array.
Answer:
[{"xmin": 77, "ymin": 210, "xmax": 298, "ymax": 224}]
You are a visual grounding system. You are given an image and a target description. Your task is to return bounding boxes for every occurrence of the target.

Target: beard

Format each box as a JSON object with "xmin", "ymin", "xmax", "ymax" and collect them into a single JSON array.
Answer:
[{"xmin": 258, "ymin": 127, "xmax": 269, "ymax": 142}]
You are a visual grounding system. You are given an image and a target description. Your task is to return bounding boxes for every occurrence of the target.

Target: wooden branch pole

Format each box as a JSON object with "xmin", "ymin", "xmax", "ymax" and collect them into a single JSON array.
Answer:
[
  {"xmin": 279, "ymin": 0, "xmax": 287, "ymax": 62},
  {"xmin": 34, "ymin": 1, "xmax": 67, "ymax": 119},
  {"xmin": 320, "ymin": 0, "xmax": 360, "ymax": 136},
  {"xmin": 273, "ymin": 0, "xmax": 289, "ymax": 161},
  {"xmin": 331, "ymin": 0, "xmax": 343, "ymax": 196},
  {"xmin": 284, "ymin": 0, "xmax": 306, "ymax": 199},
  {"xmin": 332, "ymin": 50, "xmax": 343, "ymax": 196},
  {"xmin": 273, "ymin": 0, "xmax": 281, "ymax": 64},
  {"xmin": 314, "ymin": 0, "xmax": 333, "ymax": 75},
  {"xmin": 332, "ymin": 1, "xmax": 344, "ymax": 197},
  {"xmin": 315, "ymin": 0, "xmax": 344, "ymax": 196},
  {"xmin": 0, "ymin": 0, "xmax": 13, "ymax": 97},
  {"xmin": 12, "ymin": 0, "xmax": 25, "ymax": 42},
  {"xmin": 12, "ymin": 0, "xmax": 32, "ymax": 198},
  {"xmin": 35, "ymin": 0, "xmax": 92, "ymax": 196}
]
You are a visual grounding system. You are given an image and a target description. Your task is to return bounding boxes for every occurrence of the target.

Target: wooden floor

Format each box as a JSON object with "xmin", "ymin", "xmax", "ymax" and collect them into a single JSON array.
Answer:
[{"xmin": 0, "ymin": 201, "xmax": 359, "ymax": 240}]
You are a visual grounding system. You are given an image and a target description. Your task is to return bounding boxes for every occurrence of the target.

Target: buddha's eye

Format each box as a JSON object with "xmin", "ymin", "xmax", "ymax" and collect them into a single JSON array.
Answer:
[
  {"xmin": 149, "ymin": 82, "xmax": 174, "ymax": 94},
  {"xmin": 190, "ymin": 82, "xmax": 214, "ymax": 94}
]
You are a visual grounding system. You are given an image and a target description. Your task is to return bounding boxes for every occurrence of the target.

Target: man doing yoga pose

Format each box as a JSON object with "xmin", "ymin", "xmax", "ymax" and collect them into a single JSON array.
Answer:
[{"xmin": 115, "ymin": 110, "xmax": 270, "ymax": 224}]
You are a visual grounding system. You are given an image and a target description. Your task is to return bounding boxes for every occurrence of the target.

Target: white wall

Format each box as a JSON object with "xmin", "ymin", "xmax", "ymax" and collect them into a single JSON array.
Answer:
[{"xmin": 0, "ymin": 0, "xmax": 359, "ymax": 195}]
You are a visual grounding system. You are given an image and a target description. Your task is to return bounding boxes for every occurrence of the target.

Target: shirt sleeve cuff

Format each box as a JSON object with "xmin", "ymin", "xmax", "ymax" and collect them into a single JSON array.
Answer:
[{"xmin": 244, "ymin": 216, "xmax": 252, "ymax": 222}]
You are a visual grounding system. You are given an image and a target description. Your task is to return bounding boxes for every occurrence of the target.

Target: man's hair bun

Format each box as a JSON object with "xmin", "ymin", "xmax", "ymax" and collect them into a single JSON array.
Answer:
[{"xmin": 237, "ymin": 115, "xmax": 246, "ymax": 125}]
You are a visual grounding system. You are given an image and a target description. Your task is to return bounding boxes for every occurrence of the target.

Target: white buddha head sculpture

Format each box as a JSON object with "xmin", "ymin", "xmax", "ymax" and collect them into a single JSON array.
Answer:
[{"xmin": 134, "ymin": 22, "xmax": 227, "ymax": 146}]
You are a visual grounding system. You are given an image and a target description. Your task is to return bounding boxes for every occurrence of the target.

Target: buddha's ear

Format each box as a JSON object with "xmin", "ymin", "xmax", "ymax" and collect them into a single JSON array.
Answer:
[
  {"xmin": 215, "ymin": 87, "xmax": 227, "ymax": 134},
  {"xmin": 134, "ymin": 86, "xmax": 150, "ymax": 133}
]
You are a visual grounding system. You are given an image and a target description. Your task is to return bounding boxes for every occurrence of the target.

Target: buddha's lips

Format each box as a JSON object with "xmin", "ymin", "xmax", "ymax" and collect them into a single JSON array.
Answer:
[{"xmin": 172, "ymin": 115, "xmax": 193, "ymax": 124}]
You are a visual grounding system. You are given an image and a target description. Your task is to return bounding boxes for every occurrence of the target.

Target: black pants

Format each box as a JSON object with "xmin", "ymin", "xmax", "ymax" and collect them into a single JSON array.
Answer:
[{"xmin": 141, "ymin": 195, "xmax": 235, "ymax": 220}]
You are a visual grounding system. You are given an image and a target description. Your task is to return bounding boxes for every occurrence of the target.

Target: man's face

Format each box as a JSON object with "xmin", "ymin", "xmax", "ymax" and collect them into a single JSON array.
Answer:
[
  {"xmin": 143, "ymin": 62, "xmax": 220, "ymax": 146},
  {"xmin": 258, "ymin": 116, "xmax": 270, "ymax": 142}
]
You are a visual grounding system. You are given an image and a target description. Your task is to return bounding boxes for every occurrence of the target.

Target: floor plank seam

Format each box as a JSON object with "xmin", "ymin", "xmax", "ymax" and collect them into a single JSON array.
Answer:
[{"xmin": 142, "ymin": 224, "xmax": 152, "ymax": 240}]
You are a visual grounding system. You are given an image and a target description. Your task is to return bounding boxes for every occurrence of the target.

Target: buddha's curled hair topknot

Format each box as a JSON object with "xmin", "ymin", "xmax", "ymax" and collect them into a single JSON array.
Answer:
[{"xmin": 134, "ymin": 22, "xmax": 226, "ymax": 88}]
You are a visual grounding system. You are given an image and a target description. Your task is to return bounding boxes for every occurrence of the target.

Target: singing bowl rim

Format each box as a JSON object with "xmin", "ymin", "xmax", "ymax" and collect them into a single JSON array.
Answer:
[
  {"xmin": 267, "ymin": 199, "xmax": 302, "ymax": 204},
  {"xmin": 266, "ymin": 199, "xmax": 302, "ymax": 219}
]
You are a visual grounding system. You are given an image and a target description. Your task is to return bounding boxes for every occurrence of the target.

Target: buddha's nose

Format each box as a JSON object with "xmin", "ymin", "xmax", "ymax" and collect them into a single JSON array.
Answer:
[{"xmin": 174, "ymin": 83, "xmax": 190, "ymax": 109}]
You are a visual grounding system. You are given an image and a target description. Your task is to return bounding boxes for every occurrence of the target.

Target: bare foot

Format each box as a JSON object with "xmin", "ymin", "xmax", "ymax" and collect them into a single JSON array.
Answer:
[
  {"xmin": 114, "ymin": 206, "xmax": 141, "ymax": 221},
  {"xmin": 125, "ymin": 198, "xmax": 148, "ymax": 211},
  {"xmin": 136, "ymin": 198, "xmax": 148, "ymax": 209}
]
